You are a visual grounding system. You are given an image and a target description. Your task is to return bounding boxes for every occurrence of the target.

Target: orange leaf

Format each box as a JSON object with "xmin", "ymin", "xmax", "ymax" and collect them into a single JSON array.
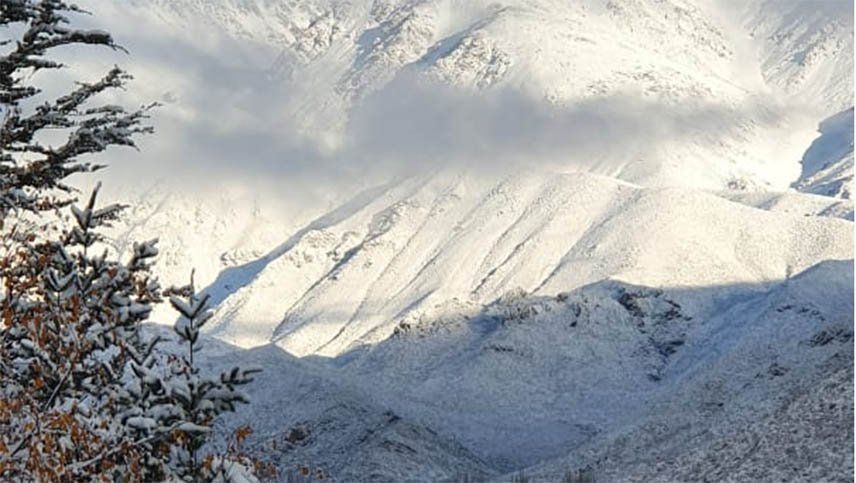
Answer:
[{"xmin": 235, "ymin": 425, "xmax": 253, "ymax": 444}]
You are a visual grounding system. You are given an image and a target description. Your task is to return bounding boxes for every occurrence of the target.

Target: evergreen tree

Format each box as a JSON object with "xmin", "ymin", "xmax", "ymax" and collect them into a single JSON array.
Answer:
[{"xmin": 0, "ymin": 2, "xmax": 262, "ymax": 480}]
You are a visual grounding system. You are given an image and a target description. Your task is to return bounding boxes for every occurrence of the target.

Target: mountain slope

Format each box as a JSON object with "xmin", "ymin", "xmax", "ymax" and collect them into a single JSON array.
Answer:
[
  {"xmin": 66, "ymin": 1, "xmax": 856, "ymax": 480},
  {"xmin": 191, "ymin": 259, "xmax": 853, "ymax": 478},
  {"xmin": 74, "ymin": 0, "xmax": 853, "ymax": 315},
  {"xmin": 740, "ymin": 0, "xmax": 854, "ymax": 114},
  {"xmin": 85, "ymin": 0, "xmax": 849, "ymax": 191},
  {"xmin": 793, "ymin": 108, "xmax": 854, "ymax": 199},
  {"xmin": 142, "ymin": 332, "xmax": 495, "ymax": 481},
  {"xmin": 199, "ymin": 170, "xmax": 852, "ymax": 357},
  {"xmin": 520, "ymin": 259, "xmax": 853, "ymax": 481}
]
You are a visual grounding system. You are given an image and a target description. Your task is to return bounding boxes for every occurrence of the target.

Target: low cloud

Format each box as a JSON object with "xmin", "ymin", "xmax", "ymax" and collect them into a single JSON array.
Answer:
[
  {"xmin": 46, "ymin": 1, "xmax": 790, "ymax": 203},
  {"xmin": 345, "ymin": 73, "xmax": 755, "ymax": 176}
]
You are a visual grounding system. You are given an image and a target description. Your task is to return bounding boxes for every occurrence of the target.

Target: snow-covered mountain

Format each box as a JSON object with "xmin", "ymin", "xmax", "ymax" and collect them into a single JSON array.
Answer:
[
  {"xmin": 83, "ymin": 0, "xmax": 854, "ymax": 313},
  {"xmin": 793, "ymin": 107, "xmax": 854, "ymax": 200},
  {"xmin": 69, "ymin": 0, "xmax": 855, "ymax": 480},
  {"xmin": 198, "ymin": 169, "xmax": 851, "ymax": 356},
  {"xmin": 183, "ymin": 255, "xmax": 852, "ymax": 480},
  {"xmin": 101, "ymin": 0, "xmax": 850, "ymax": 191},
  {"xmin": 740, "ymin": 0, "xmax": 853, "ymax": 114}
]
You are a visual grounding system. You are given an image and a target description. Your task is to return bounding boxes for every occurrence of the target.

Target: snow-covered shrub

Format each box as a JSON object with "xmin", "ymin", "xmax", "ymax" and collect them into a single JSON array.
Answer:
[{"xmin": 0, "ymin": 2, "xmax": 261, "ymax": 480}]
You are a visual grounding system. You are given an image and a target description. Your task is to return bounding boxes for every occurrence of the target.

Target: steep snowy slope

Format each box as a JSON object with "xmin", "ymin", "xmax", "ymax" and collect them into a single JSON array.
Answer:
[
  {"xmin": 723, "ymin": 106, "xmax": 855, "ymax": 219},
  {"xmin": 793, "ymin": 108, "xmax": 854, "ymax": 199},
  {"xmin": 140, "ymin": 328, "xmax": 494, "ymax": 481},
  {"xmin": 199, "ymin": 170, "xmax": 852, "ymax": 356},
  {"xmin": 69, "ymin": 0, "xmax": 851, "ymax": 321},
  {"xmin": 97, "ymin": 183, "xmax": 308, "ymax": 322},
  {"xmin": 519, "ymin": 259, "xmax": 853, "ymax": 481},
  {"xmin": 739, "ymin": 0, "xmax": 854, "ymax": 115},
  {"xmin": 198, "ymin": 342, "xmax": 495, "ymax": 481},
  {"xmin": 63, "ymin": 0, "xmax": 850, "ymax": 322},
  {"xmin": 189, "ymin": 258, "xmax": 853, "ymax": 479}
]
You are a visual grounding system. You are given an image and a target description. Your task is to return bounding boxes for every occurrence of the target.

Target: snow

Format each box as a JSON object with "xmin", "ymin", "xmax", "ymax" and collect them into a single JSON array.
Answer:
[
  {"xmin": 57, "ymin": 0, "xmax": 856, "ymax": 480},
  {"xmin": 193, "ymin": 170, "xmax": 851, "ymax": 359},
  {"xmin": 792, "ymin": 107, "xmax": 854, "ymax": 199},
  {"xmin": 519, "ymin": 259, "xmax": 854, "ymax": 481},
  {"xmin": 738, "ymin": 0, "xmax": 854, "ymax": 115},
  {"xmin": 184, "ymin": 257, "xmax": 852, "ymax": 479}
]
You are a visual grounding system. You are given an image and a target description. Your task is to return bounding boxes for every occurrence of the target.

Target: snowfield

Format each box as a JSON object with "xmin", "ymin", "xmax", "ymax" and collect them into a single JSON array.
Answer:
[{"xmin": 76, "ymin": 0, "xmax": 855, "ymax": 480}]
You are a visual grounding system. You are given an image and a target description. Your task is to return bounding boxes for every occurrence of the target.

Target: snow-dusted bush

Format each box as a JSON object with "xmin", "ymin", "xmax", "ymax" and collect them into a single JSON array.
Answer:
[{"xmin": 0, "ymin": 2, "xmax": 261, "ymax": 480}]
